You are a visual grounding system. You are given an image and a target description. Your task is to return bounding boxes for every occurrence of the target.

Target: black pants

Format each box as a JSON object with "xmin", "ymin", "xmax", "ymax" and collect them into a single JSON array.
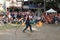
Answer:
[{"xmin": 23, "ymin": 24, "xmax": 32, "ymax": 32}]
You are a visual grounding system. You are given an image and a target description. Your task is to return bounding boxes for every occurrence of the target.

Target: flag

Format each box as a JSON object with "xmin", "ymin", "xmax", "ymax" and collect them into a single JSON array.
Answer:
[
  {"xmin": 36, "ymin": 21, "xmax": 43, "ymax": 27},
  {"xmin": 21, "ymin": 22, "xmax": 25, "ymax": 27}
]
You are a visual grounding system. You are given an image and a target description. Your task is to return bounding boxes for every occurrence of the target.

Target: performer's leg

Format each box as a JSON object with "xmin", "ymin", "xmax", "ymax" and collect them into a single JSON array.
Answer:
[
  {"xmin": 29, "ymin": 24, "xmax": 32, "ymax": 32},
  {"xmin": 23, "ymin": 24, "xmax": 28, "ymax": 32}
]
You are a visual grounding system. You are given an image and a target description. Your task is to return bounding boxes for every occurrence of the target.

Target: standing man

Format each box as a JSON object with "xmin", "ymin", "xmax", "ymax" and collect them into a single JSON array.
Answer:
[
  {"xmin": 54, "ymin": 14, "xmax": 58, "ymax": 25},
  {"xmin": 23, "ymin": 15, "xmax": 32, "ymax": 32}
]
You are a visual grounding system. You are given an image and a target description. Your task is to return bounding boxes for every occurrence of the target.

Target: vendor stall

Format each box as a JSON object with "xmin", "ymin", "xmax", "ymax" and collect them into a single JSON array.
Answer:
[{"xmin": 46, "ymin": 8, "xmax": 57, "ymax": 15}]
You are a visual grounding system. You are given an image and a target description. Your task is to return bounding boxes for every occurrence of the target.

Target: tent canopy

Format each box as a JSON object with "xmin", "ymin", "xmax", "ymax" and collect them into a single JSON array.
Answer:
[{"xmin": 46, "ymin": 8, "xmax": 57, "ymax": 13}]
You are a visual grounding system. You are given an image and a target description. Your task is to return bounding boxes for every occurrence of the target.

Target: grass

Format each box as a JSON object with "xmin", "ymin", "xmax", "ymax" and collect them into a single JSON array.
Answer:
[
  {"xmin": 0, "ymin": 23, "xmax": 60, "ymax": 30},
  {"xmin": 0, "ymin": 23, "xmax": 36, "ymax": 30},
  {"xmin": 0, "ymin": 24, "xmax": 20, "ymax": 30}
]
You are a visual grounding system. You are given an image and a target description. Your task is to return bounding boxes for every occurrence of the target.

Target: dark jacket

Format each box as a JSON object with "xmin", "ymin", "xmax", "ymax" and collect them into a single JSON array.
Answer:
[{"xmin": 25, "ymin": 16, "xmax": 30, "ymax": 24}]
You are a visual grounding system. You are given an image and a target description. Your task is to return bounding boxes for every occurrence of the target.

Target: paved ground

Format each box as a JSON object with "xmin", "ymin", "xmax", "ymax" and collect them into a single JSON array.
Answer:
[{"xmin": 0, "ymin": 24, "xmax": 60, "ymax": 40}]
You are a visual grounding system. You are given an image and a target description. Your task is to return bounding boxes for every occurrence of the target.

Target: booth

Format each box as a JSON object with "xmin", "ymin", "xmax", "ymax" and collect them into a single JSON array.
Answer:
[
  {"xmin": 45, "ymin": 8, "xmax": 57, "ymax": 23},
  {"xmin": 46, "ymin": 8, "xmax": 57, "ymax": 15}
]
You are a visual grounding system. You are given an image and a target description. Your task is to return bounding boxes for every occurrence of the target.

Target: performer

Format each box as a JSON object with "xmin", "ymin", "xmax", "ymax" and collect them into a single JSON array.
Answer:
[{"xmin": 23, "ymin": 15, "xmax": 32, "ymax": 32}]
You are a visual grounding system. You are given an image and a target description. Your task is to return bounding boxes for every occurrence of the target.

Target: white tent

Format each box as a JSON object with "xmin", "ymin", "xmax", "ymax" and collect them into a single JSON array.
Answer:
[{"xmin": 46, "ymin": 8, "xmax": 57, "ymax": 13}]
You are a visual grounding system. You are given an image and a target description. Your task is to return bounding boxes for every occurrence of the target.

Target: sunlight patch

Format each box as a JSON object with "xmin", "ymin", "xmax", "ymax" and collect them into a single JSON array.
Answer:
[{"xmin": 27, "ymin": 27, "xmax": 38, "ymax": 31}]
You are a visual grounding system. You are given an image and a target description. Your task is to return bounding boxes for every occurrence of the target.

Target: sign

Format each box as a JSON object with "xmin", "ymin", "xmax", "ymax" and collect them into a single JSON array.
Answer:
[
  {"xmin": 23, "ymin": 5, "xmax": 29, "ymax": 9},
  {"xmin": 17, "ymin": 0, "xmax": 23, "ymax": 2},
  {"xmin": 24, "ymin": 0, "xmax": 28, "ymax": 1},
  {"xmin": 17, "ymin": 2, "xmax": 22, "ymax": 7}
]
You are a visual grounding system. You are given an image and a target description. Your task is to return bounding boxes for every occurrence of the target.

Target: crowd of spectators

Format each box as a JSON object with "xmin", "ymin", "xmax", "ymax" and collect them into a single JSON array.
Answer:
[
  {"xmin": 41, "ymin": 13, "xmax": 60, "ymax": 25},
  {"xmin": 0, "ymin": 11, "xmax": 34, "ymax": 24},
  {"xmin": 0, "ymin": 11, "xmax": 60, "ymax": 25}
]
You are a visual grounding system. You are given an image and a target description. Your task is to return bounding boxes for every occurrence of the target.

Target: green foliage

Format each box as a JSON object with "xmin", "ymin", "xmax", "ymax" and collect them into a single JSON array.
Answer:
[
  {"xmin": 46, "ymin": 1, "xmax": 58, "ymax": 10},
  {"xmin": 57, "ymin": 0, "xmax": 60, "ymax": 3}
]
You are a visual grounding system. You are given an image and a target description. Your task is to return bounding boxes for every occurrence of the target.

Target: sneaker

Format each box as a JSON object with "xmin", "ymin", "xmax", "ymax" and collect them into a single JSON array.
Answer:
[
  {"xmin": 22, "ymin": 31, "xmax": 25, "ymax": 33},
  {"xmin": 30, "ymin": 31, "xmax": 34, "ymax": 33}
]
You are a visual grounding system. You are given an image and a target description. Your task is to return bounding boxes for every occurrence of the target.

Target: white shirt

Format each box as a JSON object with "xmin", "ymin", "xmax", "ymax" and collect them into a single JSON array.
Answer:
[{"xmin": 29, "ymin": 16, "xmax": 32, "ymax": 19}]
